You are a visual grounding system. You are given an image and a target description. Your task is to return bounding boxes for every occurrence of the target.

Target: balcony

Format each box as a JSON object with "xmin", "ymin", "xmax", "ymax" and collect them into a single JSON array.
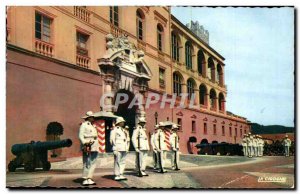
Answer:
[
  {"xmin": 35, "ymin": 39, "xmax": 54, "ymax": 57},
  {"xmin": 74, "ymin": 6, "xmax": 90, "ymax": 23},
  {"xmin": 110, "ymin": 24, "xmax": 126, "ymax": 38},
  {"xmin": 76, "ymin": 54, "xmax": 90, "ymax": 69}
]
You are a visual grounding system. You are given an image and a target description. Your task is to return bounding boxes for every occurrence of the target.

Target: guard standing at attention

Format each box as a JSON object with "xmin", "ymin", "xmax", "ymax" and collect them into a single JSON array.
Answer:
[
  {"xmin": 241, "ymin": 134, "xmax": 248, "ymax": 157},
  {"xmin": 110, "ymin": 117, "xmax": 128, "ymax": 181},
  {"xmin": 154, "ymin": 122, "xmax": 168, "ymax": 173},
  {"xmin": 132, "ymin": 117, "xmax": 150, "ymax": 176},
  {"xmin": 257, "ymin": 135, "xmax": 264, "ymax": 157},
  {"xmin": 151, "ymin": 125, "xmax": 159, "ymax": 170},
  {"xmin": 170, "ymin": 124, "xmax": 180, "ymax": 170},
  {"xmin": 246, "ymin": 132, "xmax": 253, "ymax": 158},
  {"xmin": 253, "ymin": 135, "xmax": 258, "ymax": 157},
  {"xmin": 282, "ymin": 134, "xmax": 292, "ymax": 157},
  {"xmin": 79, "ymin": 111, "xmax": 99, "ymax": 186}
]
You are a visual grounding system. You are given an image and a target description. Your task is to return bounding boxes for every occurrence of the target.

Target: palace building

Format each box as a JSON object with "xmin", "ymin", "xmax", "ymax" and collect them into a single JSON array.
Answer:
[{"xmin": 6, "ymin": 6, "xmax": 250, "ymax": 162}]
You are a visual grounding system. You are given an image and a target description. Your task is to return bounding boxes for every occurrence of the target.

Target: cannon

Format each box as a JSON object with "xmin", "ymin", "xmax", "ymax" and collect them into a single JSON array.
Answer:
[
  {"xmin": 196, "ymin": 143, "xmax": 243, "ymax": 156},
  {"xmin": 8, "ymin": 139, "xmax": 72, "ymax": 172}
]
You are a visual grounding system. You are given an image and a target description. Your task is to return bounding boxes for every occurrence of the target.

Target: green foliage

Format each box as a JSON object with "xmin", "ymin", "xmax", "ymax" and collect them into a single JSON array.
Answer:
[{"xmin": 251, "ymin": 123, "xmax": 294, "ymax": 134}]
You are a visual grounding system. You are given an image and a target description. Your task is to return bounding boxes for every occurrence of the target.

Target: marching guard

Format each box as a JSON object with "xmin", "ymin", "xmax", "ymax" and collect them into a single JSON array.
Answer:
[
  {"xmin": 283, "ymin": 134, "xmax": 292, "ymax": 157},
  {"xmin": 110, "ymin": 117, "xmax": 129, "ymax": 181},
  {"xmin": 170, "ymin": 124, "xmax": 180, "ymax": 170},
  {"xmin": 78, "ymin": 111, "xmax": 99, "ymax": 186},
  {"xmin": 132, "ymin": 117, "xmax": 150, "ymax": 177},
  {"xmin": 151, "ymin": 125, "xmax": 159, "ymax": 170}
]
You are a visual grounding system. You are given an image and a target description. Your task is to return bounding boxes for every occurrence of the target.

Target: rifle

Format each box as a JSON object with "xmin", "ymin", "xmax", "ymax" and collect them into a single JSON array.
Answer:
[
  {"xmin": 137, "ymin": 129, "xmax": 143, "ymax": 177},
  {"xmin": 174, "ymin": 135, "xmax": 180, "ymax": 171},
  {"xmin": 158, "ymin": 131, "xmax": 164, "ymax": 173}
]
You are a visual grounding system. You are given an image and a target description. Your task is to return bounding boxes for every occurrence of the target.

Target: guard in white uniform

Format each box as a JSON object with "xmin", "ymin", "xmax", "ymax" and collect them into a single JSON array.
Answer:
[
  {"xmin": 283, "ymin": 134, "xmax": 292, "ymax": 157},
  {"xmin": 253, "ymin": 135, "xmax": 258, "ymax": 157},
  {"xmin": 170, "ymin": 124, "xmax": 180, "ymax": 170},
  {"xmin": 154, "ymin": 122, "xmax": 168, "ymax": 173},
  {"xmin": 110, "ymin": 117, "xmax": 128, "ymax": 181},
  {"xmin": 246, "ymin": 132, "xmax": 253, "ymax": 158},
  {"xmin": 132, "ymin": 117, "xmax": 150, "ymax": 176},
  {"xmin": 151, "ymin": 125, "xmax": 159, "ymax": 170},
  {"xmin": 257, "ymin": 135, "xmax": 264, "ymax": 157},
  {"xmin": 242, "ymin": 134, "xmax": 248, "ymax": 156},
  {"xmin": 78, "ymin": 111, "xmax": 99, "ymax": 186}
]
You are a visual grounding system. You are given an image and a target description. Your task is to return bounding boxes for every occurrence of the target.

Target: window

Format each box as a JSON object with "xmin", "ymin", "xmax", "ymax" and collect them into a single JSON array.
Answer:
[
  {"xmin": 197, "ymin": 50, "xmax": 205, "ymax": 75},
  {"xmin": 240, "ymin": 128, "xmax": 242, "ymax": 137},
  {"xmin": 204, "ymin": 123, "xmax": 207, "ymax": 134},
  {"xmin": 185, "ymin": 41, "xmax": 193, "ymax": 69},
  {"xmin": 244, "ymin": 129, "xmax": 246, "ymax": 134},
  {"xmin": 208, "ymin": 57, "xmax": 215, "ymax": 81},
  {"xmin": 199, "ymin": 84, "xmax": 207, "ymax": 106},
  {"xmin": 222, "ymin": 126, "xmax": 225, "ymax": 136},
  {"xmin": 157, "ymin": 24, "xmax": 163, "ymax": 51},
  {"xmin": 235, "ymin": 128, "xmax": 237, "ymax": 137},
  {"xmin": 192, "ymin": 121, "xmax": 196, "ymax": 133},
  {"xmin": 173, "ymin": 72, "xmax": 182, "ymax": 95},
  {"xmin": 76, "ymin": 31, "xmax": 89, "ymax": 56},
  {"xmin": 110, "ymin": 6, "xmax": 119, "ymax": 26},
  {"xmin": 159, "ymin": 68, "xmax": 165, "ymax": 88},
  {"xmin": 177, "ymin": 118, "xmax": 182, "ymax": 131},
  {"xmin": 209, "ymin": 89, "xmax": 217, "ymax": 109},
  {"xmin": 187, "ymin": 79, "xmax": 195, "ymax": 100},
  {"xmin": 35, "ymin": 12, "xmax": 52, "ymax": 42},
  {"xmin": 229, "ymin": 127, "xmax": 232, "ymax": 136},
  {"xmin": 219, "ymin": 93, "xmax": 225, "ymax": 112},
  {"xmin": 136, "ymin": 9, "xmax": 144, "ymax": 40},
  {"xmin": 213, "ymin": 124, "xmax": 217, "ymax": 135},
  {"xmin": 171, "ymin": 32, "xmax": 179, "ymax": 61}
]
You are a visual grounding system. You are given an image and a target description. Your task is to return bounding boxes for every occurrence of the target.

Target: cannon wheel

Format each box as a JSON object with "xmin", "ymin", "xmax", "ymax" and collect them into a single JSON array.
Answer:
[
  {"xmin": 8, "ymin": 161, "xmax": 16, "ymax": 172},
  {"xmin": 24, "ymin": 162, "xmax": 35, "ymax": 172},
  {"xmin": 42, "ymin": 161, "xmax": 51, "ymax": 171}
]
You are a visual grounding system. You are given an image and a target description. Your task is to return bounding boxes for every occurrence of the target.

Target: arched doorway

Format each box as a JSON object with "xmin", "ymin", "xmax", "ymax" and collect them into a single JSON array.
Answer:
[{"xmin": 114, "ymin": 89, "xmax": 137, "ymax": 151}]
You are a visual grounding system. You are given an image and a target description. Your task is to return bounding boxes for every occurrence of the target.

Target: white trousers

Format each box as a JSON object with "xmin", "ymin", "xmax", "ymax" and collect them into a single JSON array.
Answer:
[
  {"xmin": 113, "ymin": 151, "xmax": 127, "ymax": 176},
  {"xmin": 135, "ymin": 151, "xmax": 148, "ymax": 171},
  {"xmin": 82, "ymin": 151, "xmax": 98, "ymax": 179},
  {"xmin": 243, "ymin": 146, "xmax": 248, "ymax": 156},
  {"xmin": 171, "ymin": 151, "xmax": 180, "ymax": 168},
  {"xmin": 157, "ymin": 151, "xmax": 167, "ymax": 169},
  {"xmin": 284, "ymin": 146, "xmax": 290, "ymax": 156}
]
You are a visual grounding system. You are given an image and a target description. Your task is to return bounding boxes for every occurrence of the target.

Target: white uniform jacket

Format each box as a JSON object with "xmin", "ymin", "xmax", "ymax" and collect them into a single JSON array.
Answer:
[
  {"xmin": 132, "ymin": 125, "xmax": 150, "ymax": 151},
  {"xmin": 242, "ymin": 138, "xmax": 247, "ymax": 146},
  {"xmin": 78, "ymin": 121, "xmax": 99, "ymax": 152},
  {"xmin": 252, "ymin": 138, "xmax": 258, "ymax": 147},
  {"xmin": 110, "ymin": 126, "xmax": 129, "ymax": 152},
  {"xmin": 154, "ymin": 129, "xmax": 168, "ymax": 151},
  {"xmin": 150, "ymin": 132, "xmax": 156, "ymax": 151},
  {"xmin": 283, "ymin": 138, "xmax": 291, "ymax": 147},
  {"xmin": 247, "ymin": 136, "xmax": 253, "ymax": 147},
  {"xmin": 170, "ymin": 133, "xmax": 179, "ymax": 151}
]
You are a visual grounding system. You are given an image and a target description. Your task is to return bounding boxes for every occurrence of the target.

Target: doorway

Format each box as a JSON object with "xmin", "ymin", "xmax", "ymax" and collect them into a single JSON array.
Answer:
[{"xmin": 114, "ymin": 89, "xmax": 137, "ymax": 151}]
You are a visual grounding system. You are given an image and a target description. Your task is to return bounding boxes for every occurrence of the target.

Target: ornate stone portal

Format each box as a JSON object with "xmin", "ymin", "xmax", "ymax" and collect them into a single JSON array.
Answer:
[{"xmin": 97, "ymin": 34, "xmax": 152, "ymax": 122}]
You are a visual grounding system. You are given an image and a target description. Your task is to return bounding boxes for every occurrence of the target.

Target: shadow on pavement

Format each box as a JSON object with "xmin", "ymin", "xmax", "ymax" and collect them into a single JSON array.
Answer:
[{"xmin": 72, "ymin": 178, "xmax": 84, "ymax": 184}]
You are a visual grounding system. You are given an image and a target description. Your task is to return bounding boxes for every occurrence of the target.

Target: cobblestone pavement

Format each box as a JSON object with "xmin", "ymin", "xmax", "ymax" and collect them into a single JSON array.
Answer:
[{"xmin": 6, "ymin": 153, "xmax": 294, "ymax": 189}]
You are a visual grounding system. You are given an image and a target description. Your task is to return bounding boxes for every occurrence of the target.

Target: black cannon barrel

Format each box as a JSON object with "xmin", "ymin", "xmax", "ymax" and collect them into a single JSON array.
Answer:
[{"xmin": 11, "ymin": 139, "xmax": 72, "ymax": 156}]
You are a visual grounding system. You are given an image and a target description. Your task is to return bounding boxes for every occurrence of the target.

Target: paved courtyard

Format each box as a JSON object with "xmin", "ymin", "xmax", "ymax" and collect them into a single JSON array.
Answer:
[{"xmin": 6, "ymin": 153, "xmax": 294, "ymax": 189}]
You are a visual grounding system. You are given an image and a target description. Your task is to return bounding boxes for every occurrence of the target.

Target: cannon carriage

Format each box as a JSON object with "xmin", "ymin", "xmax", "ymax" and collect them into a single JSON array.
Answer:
[{"xmin": 8, "ymin": 139, "xmax": 72, "ymax": 172}]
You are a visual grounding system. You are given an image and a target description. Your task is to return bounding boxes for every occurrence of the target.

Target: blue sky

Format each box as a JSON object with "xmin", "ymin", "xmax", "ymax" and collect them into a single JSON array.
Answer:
[{"xmin": 172, "ymin": 7, "xmax": 294, "ymax": 127}]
